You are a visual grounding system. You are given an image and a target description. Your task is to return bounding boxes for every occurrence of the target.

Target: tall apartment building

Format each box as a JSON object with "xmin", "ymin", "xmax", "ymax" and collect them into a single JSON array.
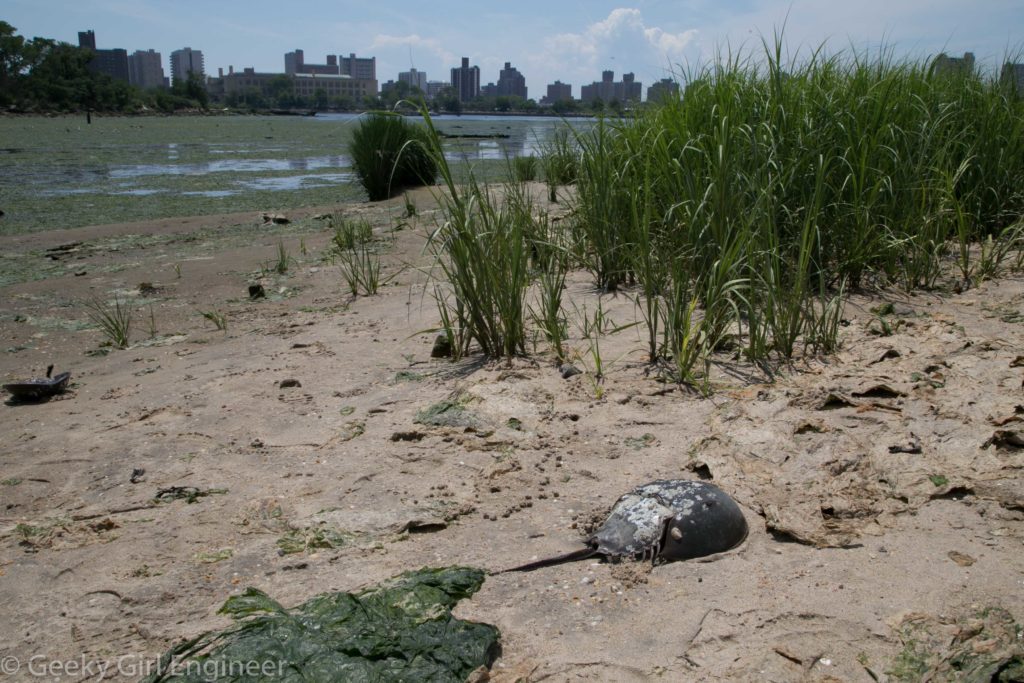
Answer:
[
  {"xmin": 285, "ymin": 50, "xmax": 341, "ymax": 76},
  {"xmin": 544, "ymin": 81, "xmax": 572, "ymax": 104},
  {"xmin": 451, "ymin": 57, "xmax": 480, "ymax": 103},
  {"xmin": 78, "ymin": 30, "xmax": 96, "ymax": 49},
  {"xmin": 933, "ymin": 52, "xmax": 975, "ymax": 76},
  {"xmin": 647, "ymin": 78, "xmax": 679, "ymax": 103},
  {"xmin": 581, "ymin": 70, "xmax": 641, "ymax": 103},
  {"xmin": 339, "ymin": 53, "xmax": 375, "ymax": 80},
  {"xmin": 496, "ymin": 61, "xmax": 527, "ymax": 99},
  {"xmin": 128, "ymin": 49, "xmax": 165, "ymax": 90},
  {"xmin": 77, "ymin": 30, "xmax": 129, "ymax": 83},
  {"xmin": 398, "ymin": 68, "xmax": 428, "ymax": 92},
  {"xmin": 170, "ymin": 47, "xmax": 205, "ymax": 83},
  {"xmin": 1001, "ymin": 62, "xmax": 1024, "ymax": 93}
]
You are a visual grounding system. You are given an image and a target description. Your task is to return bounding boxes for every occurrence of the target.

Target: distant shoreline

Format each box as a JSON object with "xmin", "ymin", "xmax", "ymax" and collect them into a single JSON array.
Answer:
[{"xmin": 1, "ymin": 107, "xmax": 599, "ymax": 119}]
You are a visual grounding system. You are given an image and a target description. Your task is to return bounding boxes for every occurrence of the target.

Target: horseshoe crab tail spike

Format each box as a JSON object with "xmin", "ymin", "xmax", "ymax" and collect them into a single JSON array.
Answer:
[{"xmin": 495, "ymin": 546, "xmax": 599, "ymax": 574}]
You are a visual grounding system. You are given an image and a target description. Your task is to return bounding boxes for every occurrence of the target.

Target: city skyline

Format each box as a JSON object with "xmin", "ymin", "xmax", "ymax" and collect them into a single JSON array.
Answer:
[{"xmin": 4, "ymin": 0, "xmax": 1021, "ymax": 99}]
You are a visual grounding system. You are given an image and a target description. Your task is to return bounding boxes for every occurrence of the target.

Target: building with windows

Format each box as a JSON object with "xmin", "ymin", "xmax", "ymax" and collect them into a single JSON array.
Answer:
[
  {"xmin": 77, "ymin": 30, "xmax": 129, "ymax": 83},
  {"xmin": 426, "ymin": 81, "xmax": 449, "ymax": 100},
  {"xmin": 496, "ymin": 61, "xmax": 527, "ymax": 99},
  {"xmin": 647, "ymin": 78, "xmax": 679, "ymax": 103},
  {"xmin": 543, "ymin": 81, "xmax": 572, "ymax": 104},
  {"xmin": 398, "ymin": 68, "xmax": 428, "ymax": 92},
  {"xmin": 293, "ymin": 73, "xmax": 374, "ymax": 101},
  {"xmin": 128, "ymin": 49, "xmax": 165, "ymax": 90},
  {"xmin": 284, "ymin": 50, "xmax": 341, "ymax": 76},
  {"xmin": 580, "ymin": 70, "xmax": 641, "ymax": 103},
  {"xmin": 1001, "ymin": 62, "xmax": 1024, "ymax": 93},
  {"xmin": 340, "ymin": 53, "xmax": 376, "ymax": 81},
  {"xmin": 170, "ymin": 47, "xmax": 205, "ymax": 83},
  {"xmin": 217, "ymin": 67, "xmax": 375, "ymax": 103},
  {"xmin": 932, "ymin": 52, "xmax": 975, "ymax": 76},
  {"xmin": 451, "ymin": 57, "xmax": 480, "ymax": 102}
]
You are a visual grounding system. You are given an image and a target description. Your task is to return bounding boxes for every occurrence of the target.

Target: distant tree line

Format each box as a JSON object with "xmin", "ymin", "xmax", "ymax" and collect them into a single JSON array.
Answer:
[{"xmin": 0, "ymin": 22, "xmax": 207, "ymax": 112}]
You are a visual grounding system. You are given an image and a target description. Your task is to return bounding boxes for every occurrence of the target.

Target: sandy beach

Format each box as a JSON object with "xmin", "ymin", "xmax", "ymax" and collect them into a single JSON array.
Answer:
[{"xmin": 1, "ymin": 184, "xmax": 1023, "ymax": 681}]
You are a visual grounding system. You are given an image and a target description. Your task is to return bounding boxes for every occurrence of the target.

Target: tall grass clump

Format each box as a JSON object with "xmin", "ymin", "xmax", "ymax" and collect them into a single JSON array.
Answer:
[
  {"xmin": 329, "ymin": 213, "xmax": 373, "ymax": 251},
  {"xmin": 338, "ymin": 244, "xmax": 381, "ymax": 296},
  {"xmin": 418, "ymin": 108, "xmax": 532, "ymax": 359},
  {"xmin": 539, "ymin": 126, "xmax": 578, "ymax": 202},
  {"xmin": 349, "ymin": 112, "xmax": 438, "ymax": 201},
  {"xmin": 85, "ymin": 294, "xmax": 134, "ymax": 348},
  {"xmin": 511, "ymin": 155, "xmax": 538, "ymax": 182},
  {"xmin": 569, "ymin": 37, "xmax": 1024, "ymax": 388}
]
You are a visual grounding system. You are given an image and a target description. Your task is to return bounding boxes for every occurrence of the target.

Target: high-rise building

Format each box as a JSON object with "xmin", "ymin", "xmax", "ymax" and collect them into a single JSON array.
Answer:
[
  {"xmin": 580, "ymin": 70, "xmax": 641, "ymax": 103},
  {"xmin": 129, "ymin": 50, "xmax": 165, "ymax": 90},
  {"xmin": 339, "ymin": 53, "xmax": 375, "ymax": 81},
  {"xmin": 647, "ymin": 78, "xmax": 679, "ymax": 103},
  {"xmin": 451, "ymin": 57, "xmax": 480, "ymax": 103},
  {"xmin": 170, "ymin": 48, "xmax": 205, "ymax": 83},
  {"xmin": 933, "ymin": 52, "xmax": 975, "ymax": 76},
  {"xmin": 77, "ymin": 30, "xmax": 129, "ymax": 83},
  {"xmin": 544, "ymin": 81, "xmax": 572, "ymax": 104},
  {"xmin": 398, "ymin": 68, "xmax": 428, "ymax": 92},
  {"xmin": 496, "ymin": 62, "xmax": 527, "ymax": 99},
  {"xmin": 1002, "ymin": 62, "xmax": 1024, "ymax": 93},
  {"xmin": 618, "ymin": 73, "xmax": 641, "ymax": 101},
  {"xmin": 78, "ymin": 30, "xmax": 96, "ymax": 50}
]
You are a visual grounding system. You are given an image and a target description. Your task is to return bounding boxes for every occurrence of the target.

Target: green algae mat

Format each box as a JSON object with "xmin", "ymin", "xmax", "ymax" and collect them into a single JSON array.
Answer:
[{"xmin": 144, "ymin": 567, "xmax": 499, "ymax": 682}]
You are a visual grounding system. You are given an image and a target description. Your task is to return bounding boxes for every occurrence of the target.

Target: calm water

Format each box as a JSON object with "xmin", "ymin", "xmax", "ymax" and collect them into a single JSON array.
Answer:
[{"xmin": 0, "ymin": 114, "xmax": 589, "ymax": 234}]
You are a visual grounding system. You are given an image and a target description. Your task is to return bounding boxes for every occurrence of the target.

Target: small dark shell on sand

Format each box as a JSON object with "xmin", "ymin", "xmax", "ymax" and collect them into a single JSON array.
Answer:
[{"xmin": 502, "ymin": 479, "xmax": 747, "ymax": 573}]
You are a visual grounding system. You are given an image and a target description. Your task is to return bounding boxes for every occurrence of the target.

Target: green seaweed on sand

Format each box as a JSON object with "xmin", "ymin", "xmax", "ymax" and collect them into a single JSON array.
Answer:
[
  {"xmin": 415, "ymin": 394, "xmax": 483, "ymax": 430},
  {"xmin": 143, "ymin": 566, "xmax": 500, "ymax": 683}
]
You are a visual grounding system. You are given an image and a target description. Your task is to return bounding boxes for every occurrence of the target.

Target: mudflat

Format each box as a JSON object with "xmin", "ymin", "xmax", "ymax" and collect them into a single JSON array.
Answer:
[{"xmin": 1, "ymin": 184, "xmax": 1023, "ymax": 681}]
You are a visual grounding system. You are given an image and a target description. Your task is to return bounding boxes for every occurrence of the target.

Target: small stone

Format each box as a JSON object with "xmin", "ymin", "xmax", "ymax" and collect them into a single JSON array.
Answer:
[
  {"xmin": 559, "ymin": 363, "xmax": 581, "ymax": 379},
  {"xmin": 430, "ymin": 334, "xmax": 453, "ymax": 358}
]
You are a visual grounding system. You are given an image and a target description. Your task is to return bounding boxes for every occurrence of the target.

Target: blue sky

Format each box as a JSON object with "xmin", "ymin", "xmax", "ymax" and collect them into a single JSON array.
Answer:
[{"xmin": 4, "ymin": 0, "xmax": 1021, "ymax": 96}]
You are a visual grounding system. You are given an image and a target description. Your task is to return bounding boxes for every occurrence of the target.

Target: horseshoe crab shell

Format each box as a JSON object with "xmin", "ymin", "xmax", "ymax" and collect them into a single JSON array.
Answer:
[{"xmin": 501, "ymin": 480, "xmax": 747, "ymax": 573}]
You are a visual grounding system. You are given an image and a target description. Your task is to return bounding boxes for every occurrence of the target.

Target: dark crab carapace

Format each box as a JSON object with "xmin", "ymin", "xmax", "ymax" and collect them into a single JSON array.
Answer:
[{"xmin": 501, "ymin": 480, "xmax": 747, "ymax": 573}]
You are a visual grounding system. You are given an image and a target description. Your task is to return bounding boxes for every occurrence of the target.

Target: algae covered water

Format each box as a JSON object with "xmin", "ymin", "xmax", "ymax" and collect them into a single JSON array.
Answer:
[{"xmin": 0, "ymin": 113, "xmax": 584, "ymax": 234}]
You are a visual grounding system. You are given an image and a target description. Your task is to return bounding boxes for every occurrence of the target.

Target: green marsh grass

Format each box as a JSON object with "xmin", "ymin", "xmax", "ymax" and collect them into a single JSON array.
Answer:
[
  {"xmin": 567, "ymin": 39, "xmax": 1024, "ymax": 389},
  {"xmin": 539, "ymin": 126, "xmax": 579, "ymax": 202},
  {"xmin": 512, "ymin": 155, "xmax": 538, "ymax": 182},
  {"xmin": 338, "ymin": 244, "xmax": 381, "ymax": 296},
  {"xmin": 85, "ymin": 294, "xmax": 135, "ymax": 348},
  {"xmin": 272, "ymin": 240, "xmax": 291, "ymax": 275},
  {"xmin": 349, "ymin": 112, "xmax": 438, "ymax": 201},
  {"xmin": 419, "ymin": 108, "xmax": 532, "ymax": 359},
  {"xmin": 330, "ymin": 214, "xmax": 374, "ymax": 251}
]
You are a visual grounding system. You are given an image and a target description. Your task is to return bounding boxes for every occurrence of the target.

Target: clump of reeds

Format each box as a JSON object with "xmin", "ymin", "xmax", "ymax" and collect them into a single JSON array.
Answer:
[
  {"xmin": 566, "ymin": 38, "xmax": 1024, "ymax": 390},
  {"xmin": 338, "ymin": 244, "xmax": 381, "ymax": 296},
  {"xmin": 329, "ymin": 213, "xmax": 373, "ymax": 251},
  {"xmin": 539, "ymin": 126, "xmax": 579, "ymax": 202},
  {"xmin": 512, "ymin": 155, "xmax": 538, "ymax": 182},
  {"xmin": 85, "ymin": 294, "xmax": 134, "ymax": 348},
  {"xmin": 417, "ymin": 108, "xmax": 532, "ymax": 359},
  {"xmin": 349, "ymin": 112, "xmax": 438, "ymax": 201}
]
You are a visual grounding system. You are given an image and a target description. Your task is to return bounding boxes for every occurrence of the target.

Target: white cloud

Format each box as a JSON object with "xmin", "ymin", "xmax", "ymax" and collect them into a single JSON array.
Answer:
[{"xmin": 533, "ymin": 8, "xmax": 697, "ymax": 88}]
